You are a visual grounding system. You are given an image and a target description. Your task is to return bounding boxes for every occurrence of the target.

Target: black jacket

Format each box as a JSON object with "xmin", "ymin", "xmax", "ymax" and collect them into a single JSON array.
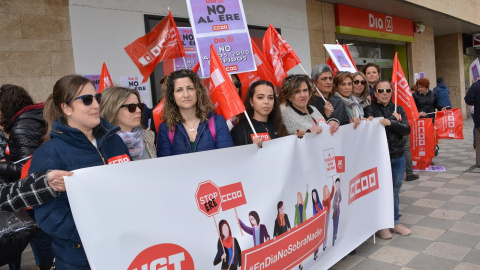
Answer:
[
  {"xmin": 0, "ymin": 104, "xmax": 46, "ymax": 182},
  {"xmin": 311, "ymin": 94, "xmax": 350, "ymax": 125},
  {"xmin": 230, "ymin": 119, "xmax": 278, "ymax": 146},
  {"xmin": 364, "ymin": 102, "xmax": 410, "ymax": 159},
  {"xmin": 465, "ymin": 80, "xmax": 480, "ymax": 127},
  {"xmin": 412, "ymin": 89, "xmax": 443, "ymax": 118}
]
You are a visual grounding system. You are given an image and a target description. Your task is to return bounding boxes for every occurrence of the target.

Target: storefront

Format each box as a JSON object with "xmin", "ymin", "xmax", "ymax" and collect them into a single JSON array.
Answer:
[{"xmin": 333, "ymin": 4, "xmax": 412, "ymax": 80}]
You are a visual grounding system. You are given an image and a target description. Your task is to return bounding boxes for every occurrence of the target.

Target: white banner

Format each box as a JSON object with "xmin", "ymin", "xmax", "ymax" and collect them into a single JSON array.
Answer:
[{"xmin": 66, "ymin": 118, "xmax": 393, "ymax": 270}]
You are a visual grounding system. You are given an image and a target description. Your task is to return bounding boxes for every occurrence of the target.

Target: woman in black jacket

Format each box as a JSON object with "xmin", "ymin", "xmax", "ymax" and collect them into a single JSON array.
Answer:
[{"xmin": 364, "ymin": 80, "xmax": 411, "ymax": 239}]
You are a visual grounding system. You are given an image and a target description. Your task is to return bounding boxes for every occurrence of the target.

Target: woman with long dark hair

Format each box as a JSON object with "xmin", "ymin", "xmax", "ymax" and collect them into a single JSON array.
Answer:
[
  {"xmin": 213, "ymin": 219, "xmax": 242, "ymax": 269},
  {"xmin": 230, "ymin": 80, "xmax": 287, "ymax": 147},
  {"xmin": 273, "ymin": 201, "xmax": 291, "ymax": 238},
  {"xmin": 29, "ymin": 75, "xmax": 131, "ymax": 269}
]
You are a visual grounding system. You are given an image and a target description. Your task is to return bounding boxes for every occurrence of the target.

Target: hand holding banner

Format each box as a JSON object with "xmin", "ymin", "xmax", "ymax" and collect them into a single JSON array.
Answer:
[
  {"xmin": 124, "ymin": 10, "xmax": 185, "ymax": 83},
  {"xmin": 209, "ymin": 44, "xmax": 246, "ymax": 121},
  {"xmin": 98, "ymin": 62, "xmax": 113, "ymax": 93}
]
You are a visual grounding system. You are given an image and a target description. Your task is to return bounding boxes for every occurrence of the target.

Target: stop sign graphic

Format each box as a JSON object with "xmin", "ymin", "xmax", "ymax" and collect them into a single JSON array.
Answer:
[{"xmin": 195, "ymin": 180, "xmax": 222, "ymax": 216}]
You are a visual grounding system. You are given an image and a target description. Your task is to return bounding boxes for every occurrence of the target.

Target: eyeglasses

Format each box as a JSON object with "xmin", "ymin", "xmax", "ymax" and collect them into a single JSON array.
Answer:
[
  {"xmin": 376, "ymin": 88, "xmax": 392, "ymax": 94},
  {"xmin": 120, "ymin": 103, "xmax": 144, "ymax": 113},
  {"xmin": 66, "ymin": 93, "xmax": 102, "ymax": 106},
  {"xmin": 354, "ymin": 80, "xmax": 367, "ymax": 85}
]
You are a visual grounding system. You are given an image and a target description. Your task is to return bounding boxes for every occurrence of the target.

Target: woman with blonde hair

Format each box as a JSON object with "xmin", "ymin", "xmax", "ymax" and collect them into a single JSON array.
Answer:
[
  {"xmin": 351, "ymin": 71, "xmax": 371, "ymax": 109},
  {"xmin": 156, "ymin": 69, "xmax": 233, "ymax": 157},
  {"xmin": 29, "ymin": 75, "xmax": 131, "ymax": 269},
  {"xmin": 100, "ymin": 87, "xmax": 156, "ymax": 160}
]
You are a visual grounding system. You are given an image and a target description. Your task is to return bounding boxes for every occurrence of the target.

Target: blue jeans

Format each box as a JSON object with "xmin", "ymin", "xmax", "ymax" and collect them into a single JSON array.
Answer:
[
  {"xmin": 391, "ymin": 155, "xmax": 406, "ymax": 224},
  {"xmin": 55, "ymin": 259, "xmax": 91, "ymax": 270}
]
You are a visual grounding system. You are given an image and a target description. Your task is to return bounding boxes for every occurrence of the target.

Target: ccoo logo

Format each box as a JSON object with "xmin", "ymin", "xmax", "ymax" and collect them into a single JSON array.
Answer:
[{"xmin": 128, "ymin": 243, "xmax": 194, "ymax": 270}]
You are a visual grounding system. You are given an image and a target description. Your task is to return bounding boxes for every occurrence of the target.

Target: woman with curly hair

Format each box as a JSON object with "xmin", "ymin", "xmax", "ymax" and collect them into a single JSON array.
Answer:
[
  {"xmin": 100, "ymin": 87, "xmax": 156, "ymax": 160},
  {"xmin": 156, "ymin": 69, "xmax": 233, "ymax": 157}
]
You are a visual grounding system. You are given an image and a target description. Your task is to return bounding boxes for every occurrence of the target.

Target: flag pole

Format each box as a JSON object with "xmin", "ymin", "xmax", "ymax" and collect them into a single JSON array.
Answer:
[
  {"xmin": 298, "ymin": 63, "xmax": 327, "ymax": 102},
  {"xmin": 243, "ymin": 111, "xmax": 259, "ymax": 138},
  {"xmin": 183, "ymin": 57, "xmax": 187, "ymax": 69},
  {"xmin": 395, "ymin": 81, "xmax": 398, "ymax": 113}
]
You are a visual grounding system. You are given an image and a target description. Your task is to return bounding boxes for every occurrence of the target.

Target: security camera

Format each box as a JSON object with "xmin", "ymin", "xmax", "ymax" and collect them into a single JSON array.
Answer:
[{"xmin": 415, "ymin": 23, "xmax": 425, "ymax": 34}]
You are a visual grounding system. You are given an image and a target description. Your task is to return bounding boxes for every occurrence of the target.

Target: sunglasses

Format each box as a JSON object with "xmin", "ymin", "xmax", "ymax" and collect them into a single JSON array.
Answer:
[
  {"xmin": 354, "ymin": 80, "xmax": 367, "ymax": 85},
  {"xmin": 66, "ymin": 93, "xmax": 102, "ymax": 106},
  {"xmin": 120, "ymin": 103, "xmax": 144, "ymax": 113},
  {"xmin": 376, "ymin": 88, "xmax": 392, "ymax": 94}
]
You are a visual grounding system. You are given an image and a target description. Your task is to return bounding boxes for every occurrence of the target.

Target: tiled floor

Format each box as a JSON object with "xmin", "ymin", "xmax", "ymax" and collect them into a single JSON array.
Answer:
[
  {"xmin": 331, "ymin": 119, "xmax": 480, "ymax": 270},
  {"xmin": 1, "ymin": 119, "xmax": 479, "ymax": 270}
]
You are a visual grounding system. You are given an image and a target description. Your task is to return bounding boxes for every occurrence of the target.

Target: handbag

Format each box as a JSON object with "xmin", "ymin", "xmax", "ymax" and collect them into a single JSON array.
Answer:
[{"xmin": 0, "ymin": 203, "xmax": 38, "ymax": 266}]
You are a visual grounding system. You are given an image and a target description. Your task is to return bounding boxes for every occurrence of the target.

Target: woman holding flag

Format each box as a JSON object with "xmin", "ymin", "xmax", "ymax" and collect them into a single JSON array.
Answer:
[
  {"xmin": 156, "ymin": 69, "xmax": 233, "ymax": 157},
  {"xmin": 279, "ymin": 74, "xmax": 339, "ymax": 137},
  {"xmin": 364, "ymin": 80, "xmax": 411, "ymax": 238},
  {"xmin": 230, "ymin": 80, "xmax": 287, "ymax": 147}
]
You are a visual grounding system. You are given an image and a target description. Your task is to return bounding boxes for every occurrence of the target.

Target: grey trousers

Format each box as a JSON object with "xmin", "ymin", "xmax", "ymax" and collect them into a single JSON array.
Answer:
[{"xmin": 404, "ymin": 135, "xmax": 414, "ymax": 176}]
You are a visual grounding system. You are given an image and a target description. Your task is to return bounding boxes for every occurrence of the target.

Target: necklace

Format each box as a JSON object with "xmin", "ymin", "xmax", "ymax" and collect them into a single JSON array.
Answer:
[{"xmin": 184, "ymin": 118, "xmax": 199, "ymax": 132}]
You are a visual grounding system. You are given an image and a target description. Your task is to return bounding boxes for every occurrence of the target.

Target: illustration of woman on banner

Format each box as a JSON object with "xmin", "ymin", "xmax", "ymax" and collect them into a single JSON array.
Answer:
[
  {"xmin": 294, "ymin": 184, "xmax": 308, "ymax": 270},
  {"xmin": 322, "ymin": 179, "xmax": 335, "ymax": 251},
  {"xmin": 213, "ymin": 219, "xmax": 242, "ymax": 270},
  {"xmin": 273, "ymin": 201, "xmax": 291, "ymax": 238},
  {"xmin": 332, "ymin": 178, "xmax": 342, "ymax": 246},
  {"xmin": 312, "ymin": 189, "xmax": 323, "ymax": 260},
  {"xmin": 236, "ymin": 211, "xmax": 270, "ymax": 247}
]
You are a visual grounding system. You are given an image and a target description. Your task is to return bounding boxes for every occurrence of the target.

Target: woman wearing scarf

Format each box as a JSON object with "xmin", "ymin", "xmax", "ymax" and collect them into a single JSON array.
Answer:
[
  {"xmin": 273, "ymin": 201, "xmax": 291, "ymax": 238},
  {"xmin": 352, "ymin": 71, "xmax": 371, "ymax": 110},
  {"xmin": 333, "ymin": 72, "xmax": 363, "ymax": 129},
  {"xmin": 100, "ymin": 87, "xmax": 156, "ymax": 160},
  {"xmin": 213, "ymin": 219, "xmax": 242, "ymax": 270}
]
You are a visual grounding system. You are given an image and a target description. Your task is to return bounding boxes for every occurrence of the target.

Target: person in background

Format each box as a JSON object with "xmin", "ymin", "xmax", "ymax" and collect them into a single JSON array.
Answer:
[
  {"xmin": 351, "ymin": 71, "xmax": 371, "ymax": 109},
  {"xmin": 413, "ymin": 78, "xmax": 446, "ymax": 120},
  {"xmin": 156, "ymin": 69, "xmax": 233, "ymax": 157},
  {"xmin": 433, "ymin": 78, "xmax": 452, "ymax": 109},
  {"xmin": 361, "ymin": 63, "xmax": 381, "ymax": 96},
  {"xmin": 465, "ymin": 79, "xmax": 480, "ymax": 167},
  {"xmin": 100, "ymin": 87, "xmax": 156, "ymax": 160},
  {"xmin": 404, "ymin": 84, "xmax": 419, "ymax": 181},
  {"xmin": 0, "ymin": 170, "xmax": 71, "ymax": 212},
  {"xmin": 364, "ymin": 80, "xmax": 411, "ymax": 238},
  {"xmin": 230, "ymin": 80, "xmax": 287, "ymax": 147},
  {"xmin": 472, "ymin": 105, "xmax": 476, "ymax": 149},
  {"xmin": 29, "ymin": 75, "xmax": 131, "ymax": 269},
  {"xmin": 332, "ymin": 72, "xmax": 362, "ymax": 128},
  {"xmin": 279, "ymin": 74, "xmax": 340, "ymax": 137},
  {"xmin": 310, "ymin": 64, "xmax": 350, "ymax": 125}
]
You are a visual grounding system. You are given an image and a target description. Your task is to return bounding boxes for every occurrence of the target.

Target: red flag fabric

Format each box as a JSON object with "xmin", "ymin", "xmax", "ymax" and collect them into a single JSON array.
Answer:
[
  {"xmin": 412, "ymin": 156, "xmax": 432, "ymax": 170},
  {"xmin": 435, "ymin": 108, "xmax": 464, "ymax": 140},
  {"xmin": 152, "ymin": 99, "xmax": 165, "ymax": 131},
  {"xmin": 209, "ymin": 45, "xmax": 246, "ymax": 120},
  {"xmin": 262, "ymin": 24, "xmax": 300, "ymax": 86},
  {"xmin": 237, "ymin": 38, "xmax": 277, "ymax": 101},
  {"xmin": 391, "ymin": 53, "xmax": 419, "ymax": 123},
  {"xmin": 410, "ymin": 118, "xmax": 435, "ymax": 158},
  {"xmin": 124, "ymin": 10, "xmax": 185, "ymax": 83},
  {"xmin": 326, "ymin": 57, "xmax": 340, "ymax": 77},
  {"xmin": 98, "ymin": 62, "xmax": 113, "ymax": 93}
]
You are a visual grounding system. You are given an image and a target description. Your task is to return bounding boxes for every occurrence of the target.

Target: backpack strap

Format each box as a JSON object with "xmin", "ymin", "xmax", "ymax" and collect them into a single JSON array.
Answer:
[
  {"xmin": 168, "ymin": 126, "xmax": 175, "ymax": 144},
  {"xmin": 208, "ymin": 116, "xmax": 216, "ymax": 143}
]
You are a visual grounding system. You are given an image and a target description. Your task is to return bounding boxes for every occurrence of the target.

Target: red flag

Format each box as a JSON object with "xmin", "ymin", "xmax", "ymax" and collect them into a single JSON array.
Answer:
[
  {"xmin": 435, "ymin": 108, "xmax": 464, "ymax": 140},
  {"xmin": 391, "ymin": 53, "xmax": 419, "ymax": 123},
  {"xmin": 262, "ymin": 24, "xmax": 301, "ymax": 86},
  {"xmin": 410, "ymin": 118, "xmax": 435, "ymax": 158},
  {"xmin": 124, "ymin": 10, "xmax": 185, "ymax": 83},
  {"xmin": 237, "ymin": 38, "xmax": 277, "ymax": 101},
  {"xmin": 412, "ymin": 156, "xmax": 432, "ymax": 170},
  {"xmin": 209, "ymin": 45, "xmax": 246, "ymax": 120},
  {"xmin": 98, "ymin": 62, "xmax": 113, "ymax": 93},
  {"xmin": 152, "ymin": 99, "xmax": 165, "ymax": 131}
]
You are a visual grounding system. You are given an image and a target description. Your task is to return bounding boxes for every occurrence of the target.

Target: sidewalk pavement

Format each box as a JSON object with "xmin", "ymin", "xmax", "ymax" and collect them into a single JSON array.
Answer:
[
  {"xmin": 2, "ymin": 118, "xmax": 478, "ymax": 270},
  {"xmin": 331, "ymin": 118, "xmax": 480, "ymax": 270}
]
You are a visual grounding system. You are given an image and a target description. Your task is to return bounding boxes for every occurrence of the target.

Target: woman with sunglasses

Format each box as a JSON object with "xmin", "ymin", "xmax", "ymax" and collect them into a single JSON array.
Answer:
[
  {"xmin": 157, "ymin": 69, "xmax": 233, "ymax": 157},
  {"xmin": 230, "ymin": 80, "xmax": 288, "ymax": 147},
  {"xmin": 364, "ymin": 80, "xmax": 411, "ymax": 239},
  {"xmin": 100, "ymin": 87, "xmax": 156, "ymax": 160},
  {"xmin": 28, "ymin": 75, "xmax": 131, "ymax": 269},
  {"xmin": 352, "ymin": 71, "xmax": 371, "ymax": 109},
  {"xmin": 310, "ymin": 64, "xmax": 350, "ymax": 125},
  {"xmin": 332, "ymin": 72, "xmax": 362, "ymax": 128},
  {"xmin": 279, "ymin": 75, "xmax": 339, "ymax": 137}
]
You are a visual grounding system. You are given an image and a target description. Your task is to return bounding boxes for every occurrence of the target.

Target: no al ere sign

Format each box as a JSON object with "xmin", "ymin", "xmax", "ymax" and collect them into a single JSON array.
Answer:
[{"xmin": 197, "ymin": 5, "xmax": 241, "ymax": 23}]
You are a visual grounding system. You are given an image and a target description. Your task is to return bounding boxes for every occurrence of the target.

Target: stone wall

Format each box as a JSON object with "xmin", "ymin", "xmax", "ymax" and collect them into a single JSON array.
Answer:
[
  {"xmin": 0, "ymin": 0, "xmax": 74, "ymax": 103},
  {"xmin": 435, "ymin": 33, "xmax": 467, "ymax": 118},
  {"xmin": 406, "ymin": 0, "xmax": 480, "ymax": 26},
  {"xmin": 407, "ymin": 25, "xmax": 437, "ymax": 85},
  {"xmin": 306, "ymin": 0, "xmax": 336, "ymax": 68}
]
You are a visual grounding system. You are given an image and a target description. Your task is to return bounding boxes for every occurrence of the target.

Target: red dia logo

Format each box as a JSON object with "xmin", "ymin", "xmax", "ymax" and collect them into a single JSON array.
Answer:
[{"xmin": 128, "ymin": 243, "xmax": 194, "ymax": 270}]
